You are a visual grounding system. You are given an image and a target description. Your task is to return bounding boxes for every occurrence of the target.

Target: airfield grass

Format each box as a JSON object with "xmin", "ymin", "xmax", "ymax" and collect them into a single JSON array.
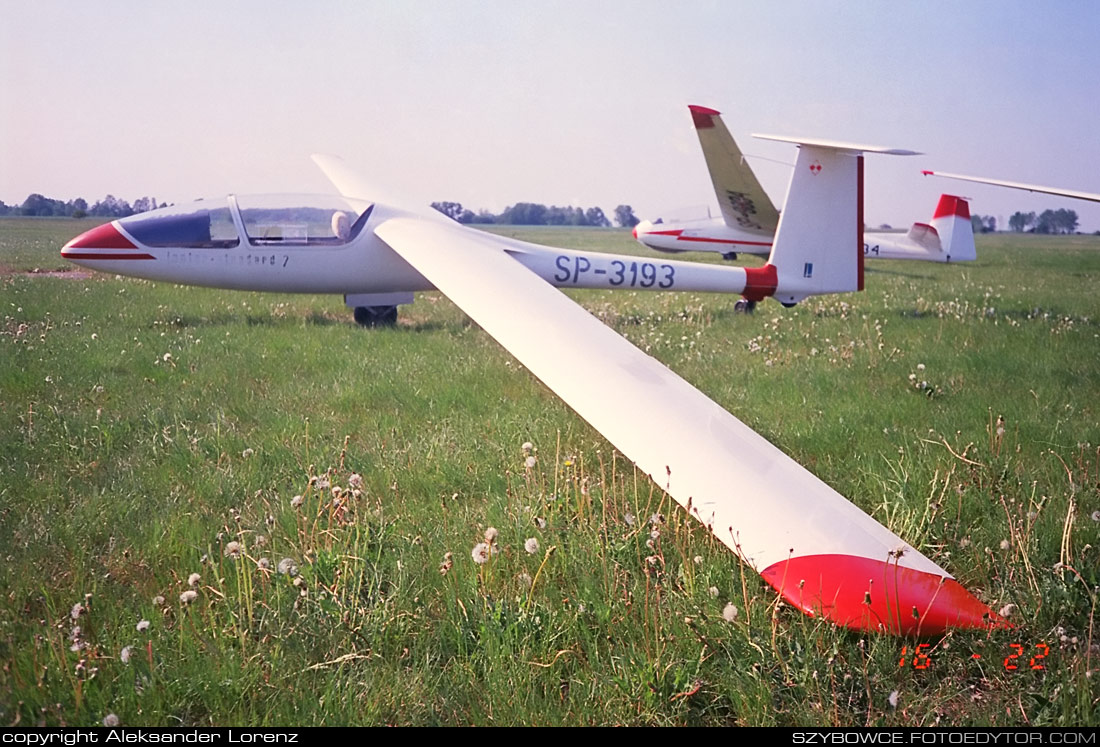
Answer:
[{"xmin": 0, "ymin": 217, "xmax": 1097, "ymax": 726}]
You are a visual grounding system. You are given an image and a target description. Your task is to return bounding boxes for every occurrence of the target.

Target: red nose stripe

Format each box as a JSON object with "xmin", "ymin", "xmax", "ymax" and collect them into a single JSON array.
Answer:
[
  {"xmin": 63, "ymin": 222, "xmax": 137, "ymax": 250},
  {"xmin": 761, "ymin": 553, "xmax": 1002, "ymax": 635},
  {"xmin": 60, "ymin": 252, "xmax": 155, "ymax": 260}
]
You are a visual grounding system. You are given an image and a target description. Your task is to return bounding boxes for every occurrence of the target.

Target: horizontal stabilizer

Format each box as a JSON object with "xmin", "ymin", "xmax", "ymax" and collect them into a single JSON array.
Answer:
[{"xmin": 755, "ymin": 134, "xmax": 921, "ymax": 156}]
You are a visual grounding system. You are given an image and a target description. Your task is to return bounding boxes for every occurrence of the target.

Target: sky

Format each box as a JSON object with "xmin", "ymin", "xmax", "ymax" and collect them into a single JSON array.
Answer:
[{"xmin": 3, "ymin": 1, "xmax": 1100, "ymax": 231}]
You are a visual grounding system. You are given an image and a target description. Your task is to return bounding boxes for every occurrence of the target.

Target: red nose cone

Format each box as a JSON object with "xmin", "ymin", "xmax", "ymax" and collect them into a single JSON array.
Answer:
[
  {"xmin": 63, "ymin": 221, "xmax": 137, "ymax": 252},
  {"xmin": 632, "ymin": 225, "xmax": 638, "ymax": 239},
  {"xmin": 761, "ymin": 553, "xmax": 1004, "ymax": 636}
]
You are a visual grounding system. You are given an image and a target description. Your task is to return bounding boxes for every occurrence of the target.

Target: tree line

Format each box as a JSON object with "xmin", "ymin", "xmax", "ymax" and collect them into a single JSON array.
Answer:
[
  {"xmin": 0, "ymin": 193, "xmax": 165, "ymax": 218},
  {"xmin": 972, "ymin": 208, "xmax": 1080, "ymax": 234},
  {"xmin": 432, "ymin": 201, "xmax": 640, "ymax": 228}
]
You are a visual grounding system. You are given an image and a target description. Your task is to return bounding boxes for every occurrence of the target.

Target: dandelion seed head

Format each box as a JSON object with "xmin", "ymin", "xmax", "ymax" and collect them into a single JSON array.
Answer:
[
  {"xmin": 223, "ymin": 541, "xmax": 242, "ymax": 559},
  {"xmin": 120, "ymin": 646, "xmax": 133, "ymax": 664},
  {"xmin": 917, "ymin": 363, "xmax": 925, "ymax": 371},
  {"xmin": 484, "ymin": 527, "xmax": 499, "ymax": 544},
  {"xmin": 257, "ymin": 557, "xmax": 271, "ymax": 570},
  {"xmin": 71, "ymin": 603, "xmax": 84, "ymax": 620},
  {"xmin": 471, "ymin": 542, "xmax": 490, "ymax": 565},
  {"xmin": 534, "ymin": 517, "xmax": 547, "ymax": 530},
  {"xmin": 187, "ymin": 573, "xmax": 201, "ymax": 587},
  {"xmin": 103, "ymin": 714, "xmax": 120, "ymax": 727},
  {"xmin": 348, "ymin": 473, "xmax": 363, "ymax": 489},
  {"xmin": 998, "ymin": 603, "xmax": 1017, "ymax": 618},
  {"xmin": 524, "ymin": 455, "xmax": 537, "ymax": 469},
  {"xmin": 708, "ymin": 586, "xmax": 719, "ymax": 598},
  {"xmin": 524, "ymin": 537, "xmax": 540, "ymax": 555},
  {"xmin": 241, "ymin": 448, "xmax": 254, "ymax": 458},
  {"xmin": 136, "ymin": 620, "xmax": 150, "ymax": 632},
  {"xmin": 722, "ymin": 603, "xmax": 739, "ymax": 622},
  {"xmin": 999, "ymin": 539, "xmax": 1011, "ymax": 551},
  {"xmin": 518, "ymin": 572, "xmax": 532, "ymax": 589},
  {"xmin": 179, "ymin": 590, "xmax": 198, "ymax": 605},
  {"xmin": 888, "ymin": 690, "xmax": 899, "ymax": 709},
  {"xmin": 152, "ymin": 596, "xmax": 165, "ymax": 607},
  {"xmin": 693, "ymin": 555, "xmax": 703, "ymax": 565},
  {"xmin": 1091, "ymin": 510, "xmax": 1100, "ymax": 523},
  {"xmin": 277, "ymin": 558, "xmax": 298, "ymax": 577},
  {"xmin": 649, "ymin": 513, "xmax": 664, "ymax": 526},
  {"xmin": 623, "ymin": 513, "xmax": 635, "ymax": 526},
  {"xmin": 291, "ymin": 495, "xmax": 304, "ymax": 509},
  {"xmin": 521, "ymin": 441, "xmax": 533, "ymax": 452}
]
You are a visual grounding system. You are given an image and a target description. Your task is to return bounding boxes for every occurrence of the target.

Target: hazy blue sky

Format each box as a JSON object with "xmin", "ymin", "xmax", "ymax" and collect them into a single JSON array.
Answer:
[{"xmin": 3, "ymin": 1, "xmax": 1099, "ymax": 230}]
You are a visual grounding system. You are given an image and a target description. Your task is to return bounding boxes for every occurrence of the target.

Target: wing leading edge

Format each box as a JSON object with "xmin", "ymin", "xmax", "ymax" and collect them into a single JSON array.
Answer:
[{"xmin": 372, "ymin": 216, "xmax": 998, "ymax": 634}]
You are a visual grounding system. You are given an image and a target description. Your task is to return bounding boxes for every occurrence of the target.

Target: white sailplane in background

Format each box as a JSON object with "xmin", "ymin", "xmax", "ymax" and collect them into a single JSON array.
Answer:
[
  {"xmin": 634, "ymin": 106, "xmax": 977, "ymax": 292},
  {"xmin": 62, "ymin": 141, "xmax": 1001, "ymax": 635}
]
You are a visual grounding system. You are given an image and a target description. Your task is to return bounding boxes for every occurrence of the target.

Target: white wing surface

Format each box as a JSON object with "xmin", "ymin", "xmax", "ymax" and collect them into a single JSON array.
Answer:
[
  {"xmin": 922, "ymin": 170, "xmax": 1100, "ymax": 203},
  {"xmin": 372, "ymin": 216, "xmax": 998, "ymax": 634}
]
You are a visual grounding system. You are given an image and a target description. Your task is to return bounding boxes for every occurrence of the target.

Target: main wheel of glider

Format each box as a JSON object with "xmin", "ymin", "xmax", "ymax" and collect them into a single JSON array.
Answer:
[
  {"xmin": 721, "ymin": 251, "xmax": 738, "ymax": 261},
  {"xmin": 781, "ymin": 301, "xmax": 797, "ymax": 308},
  {"xmin": 353, "ymin": 305, "xmax": 398, "ymax": 327},
  {"xmin": 734, "ymin": 299, "xmax": 756, "ymax": 314}
]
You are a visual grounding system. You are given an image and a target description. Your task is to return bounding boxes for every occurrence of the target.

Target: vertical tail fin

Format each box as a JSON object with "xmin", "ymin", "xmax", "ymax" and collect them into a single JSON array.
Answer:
[
  {"xmin": 752, "ymin": 135, "xmax": 920, "ymax": 305},
  {"xmin": 930, "ymin": 194, "xmax": 976, "ymax": 262}
]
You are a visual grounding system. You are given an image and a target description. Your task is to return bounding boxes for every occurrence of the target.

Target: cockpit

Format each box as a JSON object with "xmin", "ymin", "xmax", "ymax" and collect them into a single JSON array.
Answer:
[{"xmin": 116, "ymin": 195, "xmax": 371, "ymax": 249}]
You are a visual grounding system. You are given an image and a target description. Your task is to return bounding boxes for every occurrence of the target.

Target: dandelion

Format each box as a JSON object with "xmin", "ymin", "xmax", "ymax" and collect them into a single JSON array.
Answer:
[
  {"xmin": 484, "ymin": 527, "xmax": 499, "ymax": 544},
  {"xmin": 518, "ymin": 572, "xmax": 532, "ymax": 589},
  {"xmin": 180, "ymin": 590, "xmax": 198, "ymax": 605},
  {"xmin": 524, "ymin": 455, "xmax": 537, "ymax": 469},
  {"xmin": 525, "ymin": 537, "xmax": 540, "ymax": 555},
  {"xmin": 917, "ymin": 363, "xmax": 925, "ymax": 371},
  {"xmin": 999, "ymin": 539, "xmax": 1011, "ymax": 551},
  {"xmin": 1091, "ymin": 511, "xmax": 1100, "ymax": 522},
  {"xmin": 136, "ymin": 620, "xmax": 150, "ymax": 632},
  {"xmin": 439, "ymin": 552, "xmax": 454, "ymax": 575},
  {"xmin": 649, "ymin": 513, "xmax": 664, "ymax": 526},
  {"xmin": 241, "ymin": 448, "xmax": 254, "ymax": 458},
  {"xmin": 103, "ymin": 714, "xmax": 120, "ymax": 727},
  {"xmin": 998, "ymin": 603, "xmax": 1017, "ymax": 619},
  {"xmin": 534, "ymin": 517, "xmax": 547, "ymax": 530},
  {"xmin": 71, "ymin": 603, "xmax": 84, "ymax": 620},
  {"xmin": 291, "ymin": 494, "xmax": 304, "ymax": 509},
  {"xmin": 650, "ymin": 528, "xmax": 660, "ymax": 541},
  {"xmin": 888, "ymin": 690, "xmax": 899, "ymax": 709},
  {"xmin": 348, "ymin": 473, "xmax": 363, "ymax": 489},
  {"xmin": 693, "ymin": 555, "xmax": 703, "ymax": 565},
  {"xmin": 257, "ymin": 557, "xmax": 271, "ymax": 571},
  {"xmin": 471, "ymin": 543, "xmax": 491, "ymax": 565},
  {"xmin": 187, "ymin": 572, "xmax": 201, "ymax": 587},
  {"xmin": 521, "ymin": 441, "xmax": 533, "ymax": 452},
  {"xmin": 277, "ymin": 558, "xmax": 298, "ymax": 577},
  {"xmin": 959, "ymin": 538, "xmax": 970, "ymax": 549},
  {"xmin": 162, "ymin": 352, "xmax": 172, "ymax": 362},
  {"xmin": 708, "ymin": 586, "xmax": 719, "ymax": 598},
  {"xmin": 623, "ymin": 512, "xmax": 635, "ymax": 527},
  {"xmin": 254, "ymin": 534, "xmax": 267, "ymax": 548},
  {"xmin": 223, "ymin": 541, "xmax": 241, "ymax": 559},
  {"xmin": 152, "ymin": 596, "xmax": 165, "ymax": 606},
  {"xmin": 722, "ymin": 603, "xmax": 739, "ymax": 622},
  {"xmin": 120, "ymin": 646, "xmax": 133, "ymax": 664}
]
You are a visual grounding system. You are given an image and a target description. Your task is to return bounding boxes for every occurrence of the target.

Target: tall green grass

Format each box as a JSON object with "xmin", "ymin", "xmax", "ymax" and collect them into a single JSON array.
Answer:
[{"xmin": 0, "ymin": 219, "xmax": 1097, "ymax": 725}]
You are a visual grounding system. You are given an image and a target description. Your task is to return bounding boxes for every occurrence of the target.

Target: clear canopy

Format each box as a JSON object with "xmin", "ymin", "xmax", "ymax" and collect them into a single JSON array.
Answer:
[{"xmin": 117, "ymin": 195, "xmax": 369, "ymax": 248}]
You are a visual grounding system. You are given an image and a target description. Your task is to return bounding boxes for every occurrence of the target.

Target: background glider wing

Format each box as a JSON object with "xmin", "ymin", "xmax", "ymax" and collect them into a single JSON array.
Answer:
[
  {"xmin": 371, "ymin": 216, "xmax": 997, "ymax": 634},
  {"xmin": 921, "ymin": 170, "xmax": 1100, "ymax": 203},
  {"xmin": 688, "ymin": 106, "xmax": 781, "ymax": 234}
]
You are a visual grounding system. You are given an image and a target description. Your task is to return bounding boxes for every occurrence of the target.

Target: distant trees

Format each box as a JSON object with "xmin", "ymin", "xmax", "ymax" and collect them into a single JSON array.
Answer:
[
  {"xmin": 971, "ymin": 215, "xmax": 997, "ymax": 233},
  {"xmin": 614, "ymin": 205, "xmax": 639, "ymax": 228},
  {"xmin": 1008, "ymin": 211, "xmax": 1036, "ymax": 232},
  {"xmin": 0, "ymin": 193, "xmax": 163, "ymax": 218},
  {"xmin": 430, "ymin": 200, "xmax": 614, "ymax": 227},
  {"xmin": 1034, "ymin": 208, "xmax": 1078, "ymax": 234}
]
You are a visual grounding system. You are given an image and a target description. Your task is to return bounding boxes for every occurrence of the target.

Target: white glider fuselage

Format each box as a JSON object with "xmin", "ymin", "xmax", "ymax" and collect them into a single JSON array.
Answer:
[{"xmin": 62, "ymin": 199, "xmax": 771, "ymax": 298}]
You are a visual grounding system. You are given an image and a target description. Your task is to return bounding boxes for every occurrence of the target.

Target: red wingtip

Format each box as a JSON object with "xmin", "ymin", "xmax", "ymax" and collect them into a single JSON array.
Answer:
[
  {"xmin": 761, "ymin": 554, "xmax": 1005, "ymax": 636},
  {"xmin": 688, "ymin": 104, "xmax": 721, "ymax": 129},
  {"xmin": 933, "ymin": 194, "xmax": 970, "ymax": 221},
  {"xmin": 922, "ymin": 170, "xmax": 935, "ymax": 176},
  {"xmin": 62, "ymin": 221, "xmax": 137, "ymax": 251}
]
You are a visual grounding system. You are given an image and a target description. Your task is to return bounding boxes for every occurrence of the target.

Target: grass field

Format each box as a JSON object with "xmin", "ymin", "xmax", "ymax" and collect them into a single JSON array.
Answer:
[{"xmin": 1, "ymin": 217, "xmax": 1097, "ymax": 726}]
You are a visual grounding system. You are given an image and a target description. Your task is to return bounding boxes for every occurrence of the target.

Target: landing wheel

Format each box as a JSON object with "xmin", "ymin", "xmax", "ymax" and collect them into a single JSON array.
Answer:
[
  {"xmin": 721, "ymin": 251, "xmax": 739, "ymax": 261},
  {"xmin": 734, "ymin": 299, "xmax": 756, "ymax": 314},
  {"xmin": 353, "ymin": 305, "xmax": 398, "ymax": 327}
]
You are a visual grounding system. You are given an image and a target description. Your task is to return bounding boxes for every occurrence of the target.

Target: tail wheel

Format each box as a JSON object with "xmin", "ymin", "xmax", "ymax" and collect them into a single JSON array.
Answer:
[
  {"xmin": 734, "ymin": 299, "xmax": 756, "ymax": 314},
  {"xmin": 721, "ymin": 252, "xmax": 739, "ymax": 261},
  {"xmin": 353, "ymin": 305, "xmax": 398, "ymax": 327}
]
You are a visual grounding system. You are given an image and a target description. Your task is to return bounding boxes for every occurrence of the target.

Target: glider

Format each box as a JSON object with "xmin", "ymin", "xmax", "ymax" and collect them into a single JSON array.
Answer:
[
  {"xmin": 61, "ymin": 143, "xmax": 1001, "ymax": 635},
  {"xmin": 922, "ymin": 169, "xmax": 1100, "ymax": 204},
  {"xmin": 635, "ymin": 106, "xmax": 977, "ymax": 275}
]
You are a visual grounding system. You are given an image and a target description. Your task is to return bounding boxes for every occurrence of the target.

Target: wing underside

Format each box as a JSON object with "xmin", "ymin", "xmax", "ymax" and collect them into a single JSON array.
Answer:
[{"xmin": 372, "ymin": 216, "xmax": 997, "ymax": 634}]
